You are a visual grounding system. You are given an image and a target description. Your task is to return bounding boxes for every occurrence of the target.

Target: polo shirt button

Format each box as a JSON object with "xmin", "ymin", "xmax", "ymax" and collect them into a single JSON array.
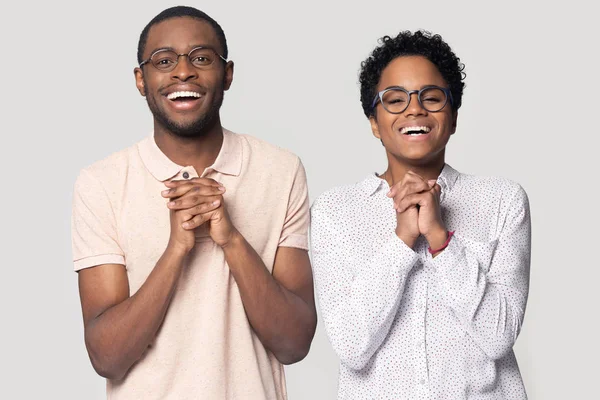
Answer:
[{"xmin": 182, "ymin": 172, "xmax": 190, "ymax": 179}]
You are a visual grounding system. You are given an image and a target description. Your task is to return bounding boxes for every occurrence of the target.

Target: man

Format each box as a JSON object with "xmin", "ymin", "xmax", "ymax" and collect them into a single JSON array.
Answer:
[
  {"xmin": 310, "ymin": 31, "xmax": 531, "ymax": 399},
  {"xmin": 72, "ymin": 6, "xmax": 316, "ymax": 400}
]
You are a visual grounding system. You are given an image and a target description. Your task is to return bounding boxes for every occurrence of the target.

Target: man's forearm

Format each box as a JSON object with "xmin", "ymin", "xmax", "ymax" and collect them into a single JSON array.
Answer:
[
  {"xmin": 85, "ymin": 245, "xmax": 187, "ymax": 379},
  {"xmin": 222, "ymin": 232, "xmax": 316, "ymax": 364}
]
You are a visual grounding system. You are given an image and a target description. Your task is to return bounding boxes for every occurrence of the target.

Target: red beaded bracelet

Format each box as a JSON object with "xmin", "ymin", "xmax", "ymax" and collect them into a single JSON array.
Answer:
[{"xmin": 428, "ymin": 231, "xmax": 455, "ymax": 255}]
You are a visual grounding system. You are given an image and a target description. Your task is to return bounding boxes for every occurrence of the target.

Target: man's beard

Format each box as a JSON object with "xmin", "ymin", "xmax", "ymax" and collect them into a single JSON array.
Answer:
[{"xmin": 145, "ymin": 83, "xmax": 224, "ymax": 138}]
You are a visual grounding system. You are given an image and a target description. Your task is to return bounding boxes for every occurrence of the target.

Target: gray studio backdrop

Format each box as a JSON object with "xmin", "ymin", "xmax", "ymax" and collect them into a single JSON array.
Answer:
[{"xmin": 1, "ymin": 0, "xmax": 598, "ymax": 399}]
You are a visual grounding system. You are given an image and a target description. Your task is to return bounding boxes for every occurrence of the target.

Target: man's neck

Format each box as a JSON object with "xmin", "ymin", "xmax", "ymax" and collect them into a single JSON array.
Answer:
[{"xmin": 154, "ymin": 120, "xmax": 224, "ymax": 176}]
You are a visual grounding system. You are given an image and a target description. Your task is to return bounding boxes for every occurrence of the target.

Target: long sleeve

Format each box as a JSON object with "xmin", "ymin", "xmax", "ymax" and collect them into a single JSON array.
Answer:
[
  {"xmin": 311, "ymin": 169, "xmax": 529, "ymax": 399},
  {"xmin": 310, "ymin": 200, "xmax": 419, "ymax": 370},
  {"xmin": 431, "ymin": 185, "xmax": 531, "ymax": 360}
]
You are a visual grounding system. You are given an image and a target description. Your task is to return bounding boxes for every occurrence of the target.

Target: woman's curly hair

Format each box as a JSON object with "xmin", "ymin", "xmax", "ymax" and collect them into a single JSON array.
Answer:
[{"xmin": 359, "ymin": 30, "xmax": 466, "ymax": 118}]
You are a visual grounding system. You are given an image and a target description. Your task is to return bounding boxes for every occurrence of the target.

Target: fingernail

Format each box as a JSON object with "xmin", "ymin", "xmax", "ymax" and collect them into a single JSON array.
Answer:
[
  {"xmin": 168, "ymin": 201, "xmax": 175, "ymax": 207},
  {"xmin": 161, "ymin": 190, "xmax": 169, "ymax": 195},
  {"xmin": 218, "ymin": 186, "xmax": 226, "ymax": 191},
  {"xmin": 212, "ymin": 200, "xmax": 220, "ymax": 206},
  {"xmin": 182, "ymin": 222, "xmax": 190, "ymax": 228}
]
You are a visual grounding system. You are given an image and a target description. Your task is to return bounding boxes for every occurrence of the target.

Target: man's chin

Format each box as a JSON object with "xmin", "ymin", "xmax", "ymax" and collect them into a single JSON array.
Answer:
[
  {"xmin": 167, "ymin": 124, "xmax": 208, "ymax": 138},
  {"xmin": 163, "ymin": 116, "xmax": 218, "ymax": 138},
  {"xmin": 148, "ymin": 94, "xmax": 222, "ymax": 138}
]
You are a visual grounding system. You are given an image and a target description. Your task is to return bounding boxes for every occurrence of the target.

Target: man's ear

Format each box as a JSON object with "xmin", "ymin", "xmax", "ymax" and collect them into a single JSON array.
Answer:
[
  {"xmin": 223, "ymin": 61, "xmax": 234, "ymax": 91},
  {"xmin": 134, "ymin": 67, "xmax": 146, "ymax": 97}
]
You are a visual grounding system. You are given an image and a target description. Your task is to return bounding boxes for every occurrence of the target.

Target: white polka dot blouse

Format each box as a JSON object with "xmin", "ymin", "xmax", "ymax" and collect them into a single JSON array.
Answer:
[{"xmin": 310, "ymin": 164, "xmax": 531, "ymax": 399}]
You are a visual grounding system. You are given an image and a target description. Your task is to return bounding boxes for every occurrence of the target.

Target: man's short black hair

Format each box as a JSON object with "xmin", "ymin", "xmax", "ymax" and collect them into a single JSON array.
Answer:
[
  {"xmin": 137, "ymin": 6, "xmax": 228, "ymax": 65},
  {"xmin": 359, "ymin": 30, "xmax": 466, "ymax": 118}
]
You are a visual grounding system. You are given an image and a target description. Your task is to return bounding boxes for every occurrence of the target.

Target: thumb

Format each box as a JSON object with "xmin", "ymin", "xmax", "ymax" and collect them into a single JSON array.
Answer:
[
  {"xmin": 208, "ymin": 206, "xmax": 227, "ymax": 223},
  {"xmin": 428, "ymin": 179, "xmax": 437, "ymax": 187}
]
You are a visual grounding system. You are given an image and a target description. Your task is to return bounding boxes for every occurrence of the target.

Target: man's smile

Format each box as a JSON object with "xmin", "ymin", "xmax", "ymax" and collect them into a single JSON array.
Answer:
[
  {"xmin": 166, "ymin": 91, "xmax": 202, "ymax": 100},
  {"xmin": 162, "ymin": 86, "xmax": 205, "ymax": 111}
]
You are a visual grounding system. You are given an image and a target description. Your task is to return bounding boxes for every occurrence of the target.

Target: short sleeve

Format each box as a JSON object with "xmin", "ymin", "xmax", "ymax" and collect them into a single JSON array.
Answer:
[
  {"xmin": 71, "ymin": 169, "xmax": 125, "ymax": 271},
  {"xmin": 278, "ymin": 158, "xmax": 309, "ymax": 250}
]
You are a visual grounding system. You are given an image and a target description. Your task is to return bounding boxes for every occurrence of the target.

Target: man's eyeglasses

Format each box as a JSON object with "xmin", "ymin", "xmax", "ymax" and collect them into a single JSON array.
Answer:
[
  {"xmin": 139, "ymin": 47, "xmax": 227, "ymax": 72},
  {"xmin": 371, "ymin": 86, "xmax": 453, "ymax": 114}
]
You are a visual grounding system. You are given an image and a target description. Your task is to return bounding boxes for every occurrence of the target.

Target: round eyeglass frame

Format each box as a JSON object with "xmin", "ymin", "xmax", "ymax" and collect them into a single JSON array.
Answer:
[
  {"xmin": 371, "ymin": 85, "xmax": 454, "ymax": 114},
  {"xmin": 139, "ymin": 46, "xmax": 228, "ymax": 72}
]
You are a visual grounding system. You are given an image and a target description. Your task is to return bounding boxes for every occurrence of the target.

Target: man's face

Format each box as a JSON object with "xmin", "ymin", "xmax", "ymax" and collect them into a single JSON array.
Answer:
[
  {"xmin": 134, "ymin": 17, "xmax": 233, "ymax": 138},
  {"xmin": 370, "ymin": 55, "xmax": 457, "ymax": 166}
]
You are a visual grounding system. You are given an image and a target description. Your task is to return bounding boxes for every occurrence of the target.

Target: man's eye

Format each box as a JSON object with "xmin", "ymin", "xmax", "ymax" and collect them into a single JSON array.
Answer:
[{"xmin": 191, "ymin": 56, "xmax": 212, "ymax": 65}]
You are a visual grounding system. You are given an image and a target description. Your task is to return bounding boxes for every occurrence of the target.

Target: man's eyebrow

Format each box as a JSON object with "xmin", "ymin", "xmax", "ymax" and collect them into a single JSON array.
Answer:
[
  {"xmin": 189, "ymin": 44, "xmax": 219, "ymax": 51},
  {"xmin": 146, "ymin": 46, "xmax": 175, "ymax": 55},
  {"xmin": 147, "ymin": 44, "xmax": 220, "ymax": 55}
]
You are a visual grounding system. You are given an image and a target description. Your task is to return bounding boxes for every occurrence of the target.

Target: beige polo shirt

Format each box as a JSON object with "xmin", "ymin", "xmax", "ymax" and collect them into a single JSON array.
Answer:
[{"xmin": 71, "ymin": 129, "xmax": 309, "ymax": 400}]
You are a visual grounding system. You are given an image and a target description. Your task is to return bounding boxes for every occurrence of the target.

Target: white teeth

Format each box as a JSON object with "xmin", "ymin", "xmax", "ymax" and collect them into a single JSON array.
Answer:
[
  {"xmin": 167, "ymin": 91, "xmax": 201, "ymax": 100},
  {"xmin": 400, "ymin": 126, "xmax": 431, "ymax": 134}
]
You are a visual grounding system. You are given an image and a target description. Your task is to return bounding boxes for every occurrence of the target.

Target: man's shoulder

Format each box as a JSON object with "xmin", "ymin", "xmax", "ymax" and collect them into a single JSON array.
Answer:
[
  {"xmin": 75, "ymin": 140, "xmax": 143, "ymax": 188},
  {"xmin": 232, "ymin": 130, "xmax": 300, "ymax": 167}
]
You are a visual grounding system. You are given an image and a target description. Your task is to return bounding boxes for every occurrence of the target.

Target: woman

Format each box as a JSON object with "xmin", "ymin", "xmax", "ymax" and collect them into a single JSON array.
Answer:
[{"xmin": 310, "ymin": 31, "xmax": 530, "ymax": 399}]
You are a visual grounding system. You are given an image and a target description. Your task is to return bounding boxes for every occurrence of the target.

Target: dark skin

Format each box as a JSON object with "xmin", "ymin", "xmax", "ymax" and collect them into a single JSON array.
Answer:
[
  {"xmin": 370, "ymin": 56, "xmax": 458, "ymax": 255},
  {"xmin": 78, "ymin": 17, "xmax": 317, "ymax": 380}
]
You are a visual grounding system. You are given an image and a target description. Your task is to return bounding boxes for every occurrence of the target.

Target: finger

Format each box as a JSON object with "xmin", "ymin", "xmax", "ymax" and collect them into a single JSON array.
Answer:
[
  {"xmin": 388, "ymin": 179, "xmax": 411, "ymax": 198},
  {"xmin": 400, "ymin": 181, "xmax": 431, "ymax": 199},
  {"xmin": 403, "ymin": 188, "xmax": 439, "ymax": 213},
  {"xmin": 181, "ymin": 213, "xmax": 207, "ymax": 230},
  {"xmin": 430, "ymin": 183, "xmax": 442, "ymax": 201},
  {"xmin": 405, "ymin": 170, "xmax": 421, "ymax": 178},
  {"xmin": 168, "ymin": 195, "xmax": 222, "ymax": 211},
  {"xmin": 426, "ymin": 182, "xmax": 441, "ymax": 194},
  {"xmin": 396, "ymin": 193, "xmax": 424, "ymax": 213},
  {"xmin": 387, "ymin": 185, "xmax": 396, "ymax": 198},
  {"xmin": 164, "ymin": 177, "xmax": 222, "ymax": 188},
  {"xmin": 388, "ymin": 172, "xmax": 429, "ymax": 197},
  {"xmin": 166, "ymin": 185, "xmax": 224, "ymax": 207},
  {"xmin": 164, "ymin": 179, "xmax": 191, "ymax": 188},
  {"xmin": 188, "ymin": 177, "xmax": 223, "ymax": 187},
  {"xmin": 391, "ymin": 180, "xmax": 430, "ymax": 201},
  {"xmin": 164, "ymin": 178, "xmax": 225, "ymax": 191},
  {"xmin": 162, "ymin": 182, "xmax": 193, "ymax": 198},
  {"xmin": 181, "ymin": 209, "xmax": 218, "ymax": 230},
  {"xmin": 405, "ymin": 171, "xmax": 428, "ymax": 184},
  {"xmin": 162, "ymin": 183, "xmax": 225, "ymax": 199}
]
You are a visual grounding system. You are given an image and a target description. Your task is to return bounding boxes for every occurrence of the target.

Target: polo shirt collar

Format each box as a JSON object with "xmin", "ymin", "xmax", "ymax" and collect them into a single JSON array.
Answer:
[
  {"xmin": 138, "ymin": 128, "xmax": 242, "ymax": 182},
  {"xmin": 210, "ymin": 128, "xmax": 243, "ymax": 177}
]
